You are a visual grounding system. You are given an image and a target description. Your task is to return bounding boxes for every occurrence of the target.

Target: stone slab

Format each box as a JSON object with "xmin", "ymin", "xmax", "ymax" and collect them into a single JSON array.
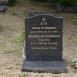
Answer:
[{"xmin": 22, "ymin": 60, "xmax": 67, "ymax": 73}]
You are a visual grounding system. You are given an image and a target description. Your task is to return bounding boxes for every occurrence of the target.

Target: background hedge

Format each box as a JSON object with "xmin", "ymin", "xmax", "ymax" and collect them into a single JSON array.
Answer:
[{"xmin": 32, "ymin": 0, "xmax": 77, "ymax": 6}]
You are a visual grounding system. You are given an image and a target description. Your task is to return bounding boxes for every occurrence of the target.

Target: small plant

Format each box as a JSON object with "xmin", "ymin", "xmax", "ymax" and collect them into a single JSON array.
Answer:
[
  {"xmin": 12, "ymin": 12, "xmax": 18, "ymax": 15},
  {"xmin": 65, "ymin": 57, "xmax": 74, "ymax": 68},
  {"xmin": 40, "ymin": 75, "xmax": 43, "ymax": 77},
  {"xmin": 19, "ymin": 73, "xmax": 28, "ymax": 77}
]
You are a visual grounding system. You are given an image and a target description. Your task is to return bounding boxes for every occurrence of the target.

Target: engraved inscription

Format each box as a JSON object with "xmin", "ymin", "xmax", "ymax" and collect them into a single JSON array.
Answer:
[{"xmin": 28, "ymin": 26, "xmax": 60, "ymax": 50}]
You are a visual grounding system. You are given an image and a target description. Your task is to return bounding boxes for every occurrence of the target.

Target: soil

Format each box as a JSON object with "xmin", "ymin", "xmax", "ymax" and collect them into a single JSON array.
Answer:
[{"xmin": 0, "ymin": 1, "xmax": 77, "ymax": 77}]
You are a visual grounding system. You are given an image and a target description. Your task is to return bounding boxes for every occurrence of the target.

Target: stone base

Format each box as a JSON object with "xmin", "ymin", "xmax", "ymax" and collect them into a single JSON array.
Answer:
[{"xmin": 22, "ymin": 60, "xmax": 67, "ymax": 73}]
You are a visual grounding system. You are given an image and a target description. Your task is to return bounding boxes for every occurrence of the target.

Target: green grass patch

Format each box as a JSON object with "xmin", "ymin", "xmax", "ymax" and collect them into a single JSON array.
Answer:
[
  {"xmin": 40, "ymin": 75, "xmax": 43, "ymax": 77},
  {"xmin": 3, "ymin": 49, "xmax": 22, "ymax": 56},
  {"xmin": 19, "ymin": 25, "xmax": 25, "ymax": 31},
  {"xmin": 12, "ymin": 11, "xmax": 18, "ymax": 15},
  {"xmin": 65, "ymin": 57, "xmax": 74, "ymax": 68},
  {"xmin": 30, "ymin": 1, "xmax": 38, "ymax": 6},
  {"xmin": 8, "ymin": 36, "xmax": 24, "ymax": 44},
  {"xmin": 19, "ymin": 73, "xmax": 28, "ymax": 77}
]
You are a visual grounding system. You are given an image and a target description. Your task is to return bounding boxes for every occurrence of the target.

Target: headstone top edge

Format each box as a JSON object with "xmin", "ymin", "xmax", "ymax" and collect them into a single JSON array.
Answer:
[{"xmin": 25, "ymin": 14, "xmax": 63, "ymax": 19}]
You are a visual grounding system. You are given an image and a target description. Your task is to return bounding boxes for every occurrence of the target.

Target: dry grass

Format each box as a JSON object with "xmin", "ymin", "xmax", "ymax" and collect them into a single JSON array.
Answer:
[{"xmin": 0, "ymin": 0, "xmax": 77, "ymax": 77}]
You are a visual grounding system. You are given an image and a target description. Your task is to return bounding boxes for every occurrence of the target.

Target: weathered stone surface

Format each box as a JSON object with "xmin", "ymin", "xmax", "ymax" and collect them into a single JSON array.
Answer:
[
  {"xmin": 25, "ymin": 14, "xmax": 63, "ymax": 61},
  {"xmin": 22, "ymin": 61, "xmax": 67, "ymax": 73}
]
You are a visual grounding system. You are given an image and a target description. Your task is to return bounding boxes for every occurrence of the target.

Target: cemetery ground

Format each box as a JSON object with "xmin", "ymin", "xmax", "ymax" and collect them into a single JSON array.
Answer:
[{"xmin": 0, "ymin": 0, "xmax": 77, "ymax": 77}]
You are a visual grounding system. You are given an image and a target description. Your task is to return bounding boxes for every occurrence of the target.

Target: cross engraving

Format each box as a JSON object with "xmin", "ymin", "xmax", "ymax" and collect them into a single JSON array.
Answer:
[{"xmin": 41, "ymin": 17, "xmax": 47, "ymax": 25}]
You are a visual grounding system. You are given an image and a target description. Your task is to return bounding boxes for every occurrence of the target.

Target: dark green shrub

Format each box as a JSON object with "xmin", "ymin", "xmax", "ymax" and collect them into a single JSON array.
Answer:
[
  {"xmin": 57, "ymin": 0, "xmax": 77, "ymax": 6},
  {"xmin": 32, "ymin": 0, "xmax": 77, "ymax": 6},
  {"xmin": 32, "ymin": 0, "xmax": 47, "ymax": 2},
  {"xmin": 46, "ymin": 0, "xmax": 54, "ymax": 3},
  {"xmin": 7, "ymin": 0, "xmax": 15, "ymax": 6},
  {"xmin": 47, "ymin": 0, "xmax": 77, "ymax": 6}
]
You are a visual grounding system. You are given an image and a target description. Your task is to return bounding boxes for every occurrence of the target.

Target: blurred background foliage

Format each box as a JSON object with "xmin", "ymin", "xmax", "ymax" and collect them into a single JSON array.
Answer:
[{"xmin": 31, "ymin": 0, "xmax": 77, "ymax": 6}]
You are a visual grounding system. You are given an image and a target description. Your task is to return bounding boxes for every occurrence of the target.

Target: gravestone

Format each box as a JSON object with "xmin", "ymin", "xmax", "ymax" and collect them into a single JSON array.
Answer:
[
  {"xmin": 0, "ymin": 0, "xmax": 15, "ymax": 12},
  {"xmin": 22, "ymin": 14, "xmax": 67, "ymax": 73},
  {"xmin": 0, "ymin": 0, "xmax": 5, "ymax": 12}
]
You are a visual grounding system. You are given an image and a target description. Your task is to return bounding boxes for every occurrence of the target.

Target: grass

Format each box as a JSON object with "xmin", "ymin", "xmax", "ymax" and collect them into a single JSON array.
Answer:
[
  {"xmin": 19, "ymin": 73, "xmax": 28, "ymax": 77},
  {"xmin": 12, "ymin": 11, "xmax": 18, "ymax": 15},
  {"xmin": 65, "ymin": 57, "xmax": 73, "ymax": 67},
  {"xmin": 3, "ymin": 35, "xmax": 24, "ymax": 56},
  {"xmin": 30, "ymin": 1, "xmax": 39, "ymax": 6},
  {"xmin": 41, "ymin": 75, "xmax": 43, "ymax": 77},
  {"xmin": 1, "ymin": 20, "xmax": 25, "ymax": 56},
  {"xmin": 8, "ymin": 36, "xmax": 24, "ymax": 44},
  {"xmin": 3, "ymin": 49, "xmax": 22, "ymax": 56},
  {"xmin": 1, "ymin": 25, "xmax": 25, "ymax": 56},
  {"xmin": 64, "ymin": 56, "xmax": 76, "ymax": 73},
  {"xmin": 2, "ymin": 24, "xmax": 25, "ymax": 56}
]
